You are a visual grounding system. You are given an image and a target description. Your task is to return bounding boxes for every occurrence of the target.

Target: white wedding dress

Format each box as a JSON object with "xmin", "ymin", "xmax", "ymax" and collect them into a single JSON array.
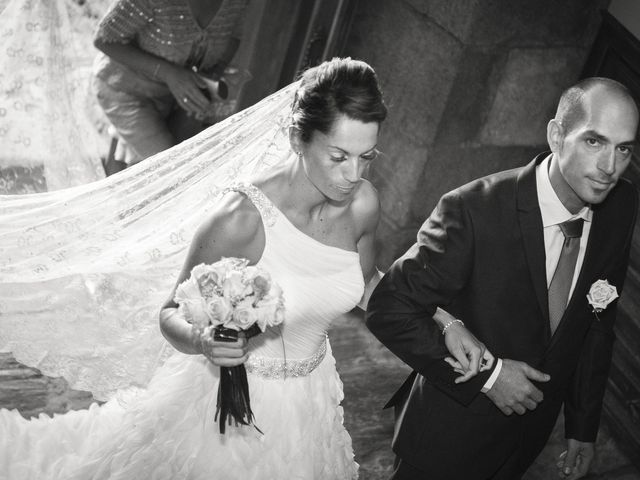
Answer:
[{"xmin": 0, "ymin": 76, "xmax": 363, "ymax": 477}]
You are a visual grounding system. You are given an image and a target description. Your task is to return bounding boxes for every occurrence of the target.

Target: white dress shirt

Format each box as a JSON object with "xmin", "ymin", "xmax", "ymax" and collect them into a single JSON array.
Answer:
[
  {"xmin": 482, "ymin": 155, "xmax": 592, "ymax": 392},
  {"xmin": 537, "ymin": 155, "xmax": 592, "ymax": 292}
]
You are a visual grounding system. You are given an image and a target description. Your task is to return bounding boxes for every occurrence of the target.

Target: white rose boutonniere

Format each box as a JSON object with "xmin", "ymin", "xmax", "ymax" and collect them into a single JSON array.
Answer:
[{"xmin": 586, "ymin": 279, "xmax": 619, "ymax": 319}]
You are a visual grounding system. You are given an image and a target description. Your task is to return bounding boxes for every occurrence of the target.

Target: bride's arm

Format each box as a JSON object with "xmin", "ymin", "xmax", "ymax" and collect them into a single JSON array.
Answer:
[
  {"xmin": 159, "ymin": 193, "xmax": 262, "ymax": 365},
  {"xmin": 357, "ymin": 268, "xmax": 383, "ymax": 311},
  {"xmin": 432, "ymin": 307, "xmax": 495, "ymax": 383},
  {"xmin": 159, "ymin": 306, "xmax": 249, "ymax": 367},
  {"xmin": 159, "ymin": 307, "xmax": 201, "ymax": 355},
  {"xmin": 354, "ymin": 182, "xmax": 381, "ymax": 310}
]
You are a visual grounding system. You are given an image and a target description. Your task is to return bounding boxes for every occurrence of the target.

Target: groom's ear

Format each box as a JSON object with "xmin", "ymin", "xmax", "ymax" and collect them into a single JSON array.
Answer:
[{"xmin": 547, "ymin": 119, "xmax": 564, "ymax": 153}]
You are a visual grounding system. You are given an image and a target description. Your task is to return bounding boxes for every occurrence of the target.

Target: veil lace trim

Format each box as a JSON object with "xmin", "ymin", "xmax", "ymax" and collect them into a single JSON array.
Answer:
[{"xmin": 0, "ymin": 82, "xmax": 298, "ymax": 401}]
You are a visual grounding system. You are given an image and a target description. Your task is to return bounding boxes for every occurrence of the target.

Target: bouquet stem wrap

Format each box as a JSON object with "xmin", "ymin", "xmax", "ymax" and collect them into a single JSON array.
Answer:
[{"xmin": 214, "ymin": 326, "xmax": 262, "ymax": 434}]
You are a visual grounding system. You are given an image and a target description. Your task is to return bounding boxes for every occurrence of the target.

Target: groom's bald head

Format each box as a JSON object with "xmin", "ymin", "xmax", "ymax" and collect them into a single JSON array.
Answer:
[{"xmin": 555, "ymin": 77, "xmax": 639, "ymax": 135}]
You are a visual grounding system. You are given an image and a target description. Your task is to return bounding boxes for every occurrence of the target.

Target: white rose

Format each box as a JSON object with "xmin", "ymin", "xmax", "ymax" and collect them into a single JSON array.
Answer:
[
  {"xmin": 179, "ymin": 299, "xmax": 211, "ymax": 331},
  {"xmin": 228, "ymin": 305, "xmax": 258, "ymax": 330},
  {"xmin": 205, "ymin": 296, "xmax": 233, "ymax": 326},
  {"xmin": 194, "ymin": 258, "xmax": 247, "ymax": 295},
  {"xmin": 587, "ymin": 279, "xmax": 618, "ymax": 313},
  {"xmin": 208, "ymin": 257, "xmax": 247, "ymax": 275},
  {"xmin": 254, "ymin": 298, "xmax": 285, "ymax": 331},
  {"xmin": 174, "ymin": 275, "xmax": 202, "ymax": 304},
  {"xmin": 266, "ymin": 283, "xmax": 283, "ymax": 301},
  {"xmin": 222, "ymin": 270, "xmax": 252, "ymax": 300}
]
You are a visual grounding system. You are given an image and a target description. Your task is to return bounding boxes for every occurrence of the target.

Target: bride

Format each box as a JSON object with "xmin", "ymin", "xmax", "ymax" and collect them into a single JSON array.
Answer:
[{"xmin": 0, "ymin": 58, "xmax": 492, "ymax": 479}]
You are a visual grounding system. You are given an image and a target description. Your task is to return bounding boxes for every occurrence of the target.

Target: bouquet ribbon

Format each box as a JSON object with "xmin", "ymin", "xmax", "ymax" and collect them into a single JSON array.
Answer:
[{"xmin": 214, "ymin": 325, "xmax": 263, "ymax": 434}]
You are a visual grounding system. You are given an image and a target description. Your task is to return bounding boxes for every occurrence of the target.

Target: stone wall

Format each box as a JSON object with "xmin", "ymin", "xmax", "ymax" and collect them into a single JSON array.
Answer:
[
  {"xmin": 0, "ymin": 353, "xmax": 95, "ymax": 418},
  {"xmin": 344, "ymin": 0, "xmax": 609, "ymax": 267}
]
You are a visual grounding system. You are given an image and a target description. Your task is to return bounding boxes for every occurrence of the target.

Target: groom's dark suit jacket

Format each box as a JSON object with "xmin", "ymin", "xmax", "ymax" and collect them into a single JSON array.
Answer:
[{"xmin": 366, "ymin": 154, "xmax": 638, "ymax": 479}]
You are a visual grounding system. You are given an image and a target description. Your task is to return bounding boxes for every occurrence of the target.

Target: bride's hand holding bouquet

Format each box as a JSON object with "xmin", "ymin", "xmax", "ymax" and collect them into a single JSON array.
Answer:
[{"xmin": 174, "ymin": 257, "xmax": 285, "ymax": 434}]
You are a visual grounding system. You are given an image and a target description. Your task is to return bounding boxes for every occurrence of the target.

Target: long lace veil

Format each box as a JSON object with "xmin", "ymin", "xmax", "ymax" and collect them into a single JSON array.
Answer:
[
  {"xmin": 0, "ymin": 82, "xmax": 298, "ymax": 401},
  {"xmin": 0, "ymin": 0, "xmax": 106, "ymax": 192}
]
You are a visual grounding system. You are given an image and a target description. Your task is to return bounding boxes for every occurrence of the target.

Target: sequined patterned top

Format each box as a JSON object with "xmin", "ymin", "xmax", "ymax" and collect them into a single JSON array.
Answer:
[{"xmin": 93, "ymin": 0, "xmax": 248, "ymax": 95}]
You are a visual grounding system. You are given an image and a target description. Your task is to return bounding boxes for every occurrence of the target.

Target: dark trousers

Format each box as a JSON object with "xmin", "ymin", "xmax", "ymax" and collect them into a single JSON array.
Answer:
[
  {"xmin": 390, "ymin": 457, "xmax": 427, "ymax": 479},
  {"xmin": 390, "ymin": 455, "xmax": 524, "ymax": 480}
]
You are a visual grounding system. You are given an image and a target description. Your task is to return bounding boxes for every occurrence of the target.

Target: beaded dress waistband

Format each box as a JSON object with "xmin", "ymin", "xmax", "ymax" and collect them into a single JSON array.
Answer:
[{"xmin": 245, "ymin": 338, "xmax": 327, "ymax": 379}]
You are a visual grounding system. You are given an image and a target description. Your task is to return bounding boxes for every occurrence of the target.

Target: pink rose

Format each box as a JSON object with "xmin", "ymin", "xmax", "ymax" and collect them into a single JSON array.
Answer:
[
  {"xmin": 251, "ymin": 273, "xmax": 272, "ymax": 301},
  {"xmin": 242, "ymin": 265, "xmax": 271, "ymax": 300},
  {"xmin": 197, "ymin": 271, "xmax": 220, "ymax": 298}
]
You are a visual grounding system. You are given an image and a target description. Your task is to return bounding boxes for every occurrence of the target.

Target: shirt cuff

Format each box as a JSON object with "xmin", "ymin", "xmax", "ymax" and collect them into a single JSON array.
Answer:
[{"xmin": 481, "ymin": 358, "xmax": 502, "ymax": 393}]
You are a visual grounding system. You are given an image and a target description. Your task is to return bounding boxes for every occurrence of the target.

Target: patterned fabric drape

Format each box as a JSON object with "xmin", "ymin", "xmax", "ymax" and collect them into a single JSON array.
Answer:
[
  {"xmin": 0, "ymin": 82, "xmax": 298, "ymax": 401},
  {"xmin": 0, "ymin": 0, "xmax": 106, "ymax": 192}
]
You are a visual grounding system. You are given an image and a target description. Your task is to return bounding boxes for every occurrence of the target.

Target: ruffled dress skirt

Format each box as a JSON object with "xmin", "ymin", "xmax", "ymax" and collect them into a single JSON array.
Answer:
[{"xmin": 0, "ymin": 342, "xmax": 358, "ymax": 480}]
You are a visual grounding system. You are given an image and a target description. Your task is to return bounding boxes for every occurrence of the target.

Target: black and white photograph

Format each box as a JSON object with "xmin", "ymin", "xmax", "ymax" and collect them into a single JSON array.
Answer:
[{"xmin": 1, "ymin": 1, "xmax": 640, "ymax": 479}]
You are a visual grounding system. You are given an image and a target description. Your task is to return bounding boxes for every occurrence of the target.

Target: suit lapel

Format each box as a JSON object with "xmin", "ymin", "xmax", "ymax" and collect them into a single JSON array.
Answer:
[{"xmin": 517, "ymin": 154, "xmax": 549, "ymax": 326}]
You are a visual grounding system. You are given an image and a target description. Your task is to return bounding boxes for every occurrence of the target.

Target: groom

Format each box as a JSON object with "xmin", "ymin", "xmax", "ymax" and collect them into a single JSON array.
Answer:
[{"xmin": 366, "ymin": 77, "xmax": 639, "ymax": 480}]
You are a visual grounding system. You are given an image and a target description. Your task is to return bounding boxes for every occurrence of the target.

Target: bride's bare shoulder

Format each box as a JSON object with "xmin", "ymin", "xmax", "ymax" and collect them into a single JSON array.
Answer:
[{"xmin": 190, "ymin": 190, "xmax": 265, "ymax": 264}]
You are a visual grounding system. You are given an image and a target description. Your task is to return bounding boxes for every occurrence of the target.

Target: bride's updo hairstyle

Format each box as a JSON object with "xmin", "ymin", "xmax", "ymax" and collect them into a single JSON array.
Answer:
[{"xmin": 292, "ymin": 57, "xmax": 387, "ymax": 142}]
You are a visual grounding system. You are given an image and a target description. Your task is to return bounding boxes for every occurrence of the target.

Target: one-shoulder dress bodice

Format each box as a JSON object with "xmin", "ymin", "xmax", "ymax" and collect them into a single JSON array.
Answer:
[{"xmin": 228, "ymin": 183, "xmax": 365, "ymax": 362}]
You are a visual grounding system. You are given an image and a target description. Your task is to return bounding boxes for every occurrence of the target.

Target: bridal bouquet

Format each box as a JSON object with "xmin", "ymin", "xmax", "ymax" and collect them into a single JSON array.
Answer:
[{"xmin": 174, "ymin": 257, "xmax": 285, "ymax": 433}]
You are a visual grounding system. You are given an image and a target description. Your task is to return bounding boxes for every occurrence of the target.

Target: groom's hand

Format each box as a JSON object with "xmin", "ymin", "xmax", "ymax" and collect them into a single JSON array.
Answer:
[
  {"xmin": 484, "ymin": 359, "xmax": 550, "ymax": 415},
  {"xmin": 556, "ymin": 439, "xmax": 595, "ymax": 479}
]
